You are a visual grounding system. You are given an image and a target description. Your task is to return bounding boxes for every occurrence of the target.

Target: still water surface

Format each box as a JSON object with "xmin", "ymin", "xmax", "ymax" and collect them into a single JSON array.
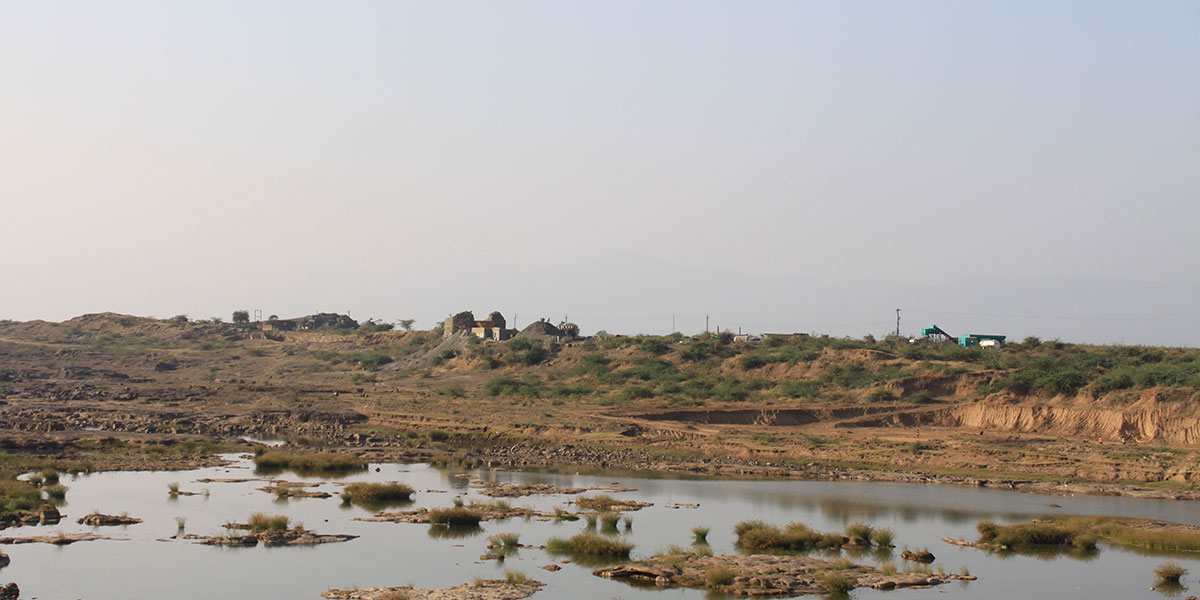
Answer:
[{"xmin": 4, "ymin": 454, "xmax": 1197, "ymax": 599}]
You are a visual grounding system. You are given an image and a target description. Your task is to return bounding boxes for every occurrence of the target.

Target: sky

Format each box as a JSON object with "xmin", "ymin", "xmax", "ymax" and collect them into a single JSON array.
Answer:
[{"xmin": 2, "ymin": 1, "xmax": 1198, "ymax": 345}]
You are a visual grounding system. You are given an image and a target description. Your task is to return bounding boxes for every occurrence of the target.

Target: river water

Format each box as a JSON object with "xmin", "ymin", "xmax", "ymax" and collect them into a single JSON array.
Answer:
[{"xmin": 3, "ymin": 454, "xmax": 1196, "ymax": 599}]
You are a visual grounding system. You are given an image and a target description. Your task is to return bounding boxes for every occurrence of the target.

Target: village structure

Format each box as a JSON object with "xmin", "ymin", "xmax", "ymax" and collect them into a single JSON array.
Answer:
[{"xmin": 443, "ymin": 311, "xmax": 517, "ymax": 341}]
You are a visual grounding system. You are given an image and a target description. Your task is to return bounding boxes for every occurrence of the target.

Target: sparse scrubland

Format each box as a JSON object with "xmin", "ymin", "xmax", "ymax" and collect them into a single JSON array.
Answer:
[{"xmin": 1, "ymin": 312, "xmax": 1200, "ymax": 505}]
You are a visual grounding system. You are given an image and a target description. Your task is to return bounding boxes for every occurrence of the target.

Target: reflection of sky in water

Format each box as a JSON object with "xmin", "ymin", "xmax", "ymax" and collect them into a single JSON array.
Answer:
[{"xmin": 2, "ymin": 454, "xmax": 1196, "ymax": 599}]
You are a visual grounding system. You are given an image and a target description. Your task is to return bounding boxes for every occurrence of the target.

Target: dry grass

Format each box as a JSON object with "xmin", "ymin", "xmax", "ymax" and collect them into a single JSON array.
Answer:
[
  {"xmin": 1155, "ymin": 562, "xmax": 1187, "ymax": 582},
  {"xmin": 428, "ymin": 507, "xmax": 482, "ymax": 527},
  {"xmin": 704, "ymin": 566, "xmax": 738, "ymax": 587},
  {"xmin": 247, "ymin": 512, "xmax": 290, "ymax": 532}
]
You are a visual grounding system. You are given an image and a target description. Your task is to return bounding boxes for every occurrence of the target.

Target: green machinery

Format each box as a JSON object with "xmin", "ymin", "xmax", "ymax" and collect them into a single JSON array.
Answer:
[{"xmin": 920, "ymin": 324, "xmax": 1006, "ymax": 347}]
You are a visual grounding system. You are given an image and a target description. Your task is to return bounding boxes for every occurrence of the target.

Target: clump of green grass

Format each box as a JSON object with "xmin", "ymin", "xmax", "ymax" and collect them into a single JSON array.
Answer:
[
  {"xmin": 820, "ymin": 572, "xmax": 856, "ymax": 593},
  {"xmin": 872, "ymin": 527, "xmax": 895, "ymax": 548},
  {"xmin": 0, "ymin": 478, "xmax": 42, "ymax": 513},
  {"xmin": 976, "ymin": 519, "xmax": 1094, "ymax": 549},
  {"xmin": 43, "ymin": 484, "xmax": 67, "ymax": 501},
  {"xmin": 576, "ymin": 495, "xmax": 621, "ymax": 511},
  {"xmin": 692, "ymin": 526, "xmax": 710, "ymax": 544},
  {"xmin": 340, "ymin": 482, "xmax": 415, "ymax": 505},
  {"xmin": 40, "ymin": 470, "xmax": 60, "ymax": 486},
  {"xmin": 600, "ymin": 512, "xmax": 621, "ymax": 533},
  {"xmin": 881, "ymin": 562, "xmax": 897, "ymax": 575},
  {"xmin": 428, "ymin": 507, "xmax": 482, "ymax": 527},
  {"xmin": 545, "ymin": 532, "xmax": 634, "ymax": 558},
  {"xmin": 488, "ymin": 532, "xmax": 520, "ymax": 548},
  {"xmin": 175, "ymin": 516, "xmax": 187, "ymax": 532},
  {"xmin": 705, "ymin": 566, "xmax": 738, "ymax": 587},
  {"xmin": 504, "ymin": 569, "xmax": 530, "ymax": 585},
  {"xmin": 253, "ymin": 450, "xmax": 366, "ymax": 473},
  {"xmin": 845, "ymin": 522, "xmax": 874, "ymax": 543},
  {"xmin": 552, "ymin": 507, "xmax": 579, "ymax": 521},
  {"xmin": 247, "ymin": 512, "xmax": 290, "ymax": 532},
  {"xmin": 735, "ymin": 520, "xmax": 848, "ymax": 552},
  {"xmin": 1155, "ymin": 562, "xmax": 1187, "ymax": 583}
]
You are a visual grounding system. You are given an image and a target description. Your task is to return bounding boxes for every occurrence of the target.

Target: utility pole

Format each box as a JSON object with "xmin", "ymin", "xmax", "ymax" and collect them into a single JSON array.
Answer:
[
  {"xmin": 895, "ymin": 308, "xmax": 901, "ymax": 337},
  {"xmin": 672, "ymin": 314, "xmax": 675, "ymax": 334},
  {"xmin": 706, "ymin": 314, "xmax": 710, "ymax": 333}
]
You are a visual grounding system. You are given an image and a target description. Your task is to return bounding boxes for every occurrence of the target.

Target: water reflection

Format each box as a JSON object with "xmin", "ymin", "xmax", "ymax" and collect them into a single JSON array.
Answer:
[
  {"xmin": 4, "ymin": 455, "xmax": 1200, "ymax": 600},
  {"xmin": 1155, "ymin": 580, "xmax": 1188, "ymax": 597},
  {"xmin": 426, "ymin": 524, "xmax": 482, "ymax": 540}
]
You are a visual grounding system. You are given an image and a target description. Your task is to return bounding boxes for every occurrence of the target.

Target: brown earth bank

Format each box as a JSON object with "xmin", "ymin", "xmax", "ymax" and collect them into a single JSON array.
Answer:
[{"xmin": 1, "ymin": 313, "xmax": 1199, "ymax": 500}]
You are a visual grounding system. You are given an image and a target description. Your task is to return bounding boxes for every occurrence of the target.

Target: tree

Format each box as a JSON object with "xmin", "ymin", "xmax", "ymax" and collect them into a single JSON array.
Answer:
[
  {"xmin": 398, "ymin": 319, "xmax": 416, "ymax": 331},
  {"xmin": 232, "ymin": 310, "xmax": 250, "ymax": 325}
]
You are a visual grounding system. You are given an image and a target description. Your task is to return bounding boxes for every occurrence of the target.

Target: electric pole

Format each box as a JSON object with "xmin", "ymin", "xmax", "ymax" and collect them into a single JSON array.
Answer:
[
  {"xmin": 895, "ymin": 308, "xmax": 901, "ymax": 337},
  {"xmin": 706, "ymin": 314, "xmax": 709, "ymax": 333}
]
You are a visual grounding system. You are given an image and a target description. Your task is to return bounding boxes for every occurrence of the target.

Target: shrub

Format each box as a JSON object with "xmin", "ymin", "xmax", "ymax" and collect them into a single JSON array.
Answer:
[
  {"xmin": 692, "ymin": 526, "xmax": 710, "ymax": 544},
  {"xmin": 640, "ymin": 339, "xmax": 671, "ymax": 355},
  {"xmin": 778, "ymin": 380, "xmax": 820, "ymax": 399},
  {"xmin": 428, "ymin": 507, "xmax": 482, "ymax": 527},
  {"xmin": 1155, "ymin": 562, "xmax": 1187, "ymax": 583},
  {"xmin": 865, "ymin": 389, "xmax": 897, "ymax": 403}
]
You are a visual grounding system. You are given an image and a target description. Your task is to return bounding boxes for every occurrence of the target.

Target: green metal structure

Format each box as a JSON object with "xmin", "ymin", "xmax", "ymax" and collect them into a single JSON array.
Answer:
[{"xmin": 921, "ymin": 324, "xmax": 1006, "ymax": 347}]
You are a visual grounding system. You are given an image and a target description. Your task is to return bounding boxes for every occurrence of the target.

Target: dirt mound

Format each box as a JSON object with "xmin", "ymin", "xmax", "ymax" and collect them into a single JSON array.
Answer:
[
  {"xmin": 386, "ymin": 332, "xmax": 472, "ymax": 371},
  {"xmin": 516, "ymin": 321, "xmax": 565, "ymax": 340}
]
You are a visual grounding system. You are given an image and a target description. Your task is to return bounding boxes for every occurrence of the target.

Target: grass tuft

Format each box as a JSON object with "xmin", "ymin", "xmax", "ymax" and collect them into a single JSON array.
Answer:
[
  {"xmin": 428, "ymin": 507, "xmax": 482, "ymax": 527},
  {"xmin": 545, "ymin": 532, "xmax": 634, "ymax": 557},
  {"xmin": 1155, "ymin": 562, "xmax": 1187, "ymax": 583}
]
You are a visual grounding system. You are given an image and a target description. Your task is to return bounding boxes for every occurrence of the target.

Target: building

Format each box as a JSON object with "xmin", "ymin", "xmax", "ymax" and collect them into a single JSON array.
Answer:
[{"xmin": 443, "ymin": 310, "xmax": 516, "ymax": 341}]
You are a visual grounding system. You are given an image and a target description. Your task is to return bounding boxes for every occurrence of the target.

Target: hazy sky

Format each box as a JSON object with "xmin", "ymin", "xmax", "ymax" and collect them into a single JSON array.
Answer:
[{"xmin": 2, "ymin": 2, "xmax": 1198, "ymax": 344}]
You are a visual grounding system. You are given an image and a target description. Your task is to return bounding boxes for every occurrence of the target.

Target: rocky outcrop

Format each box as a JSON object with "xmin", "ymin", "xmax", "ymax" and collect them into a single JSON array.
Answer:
[
  {"xmin": 323, "ymin": 579, "xmax": 544, "ymax": 600},
  {"xmin": 595, "ymin": 553, "xmax": 973, "ymax": 595},
  {"xmin": 185, "ymin": 530, "xmax": 356, "ymax": 547},
  {"xmin": 77, "ymin": 513, "xmax": 141, "ymax": 526}
]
